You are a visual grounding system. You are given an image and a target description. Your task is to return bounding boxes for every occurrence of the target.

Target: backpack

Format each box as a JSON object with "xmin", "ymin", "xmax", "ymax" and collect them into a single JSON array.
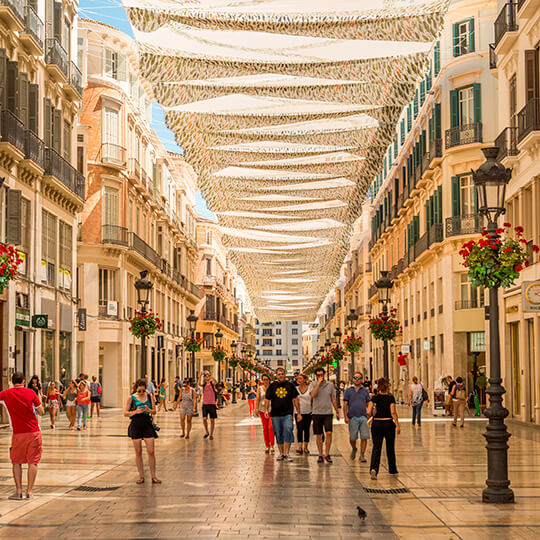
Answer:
[
  {"xmin": 421, "ymin": 387, "xmax": 429, "ymax": 402},
  {"xmin": 455, "ymin": 384, "xmax": 466, "ymax": 400}
]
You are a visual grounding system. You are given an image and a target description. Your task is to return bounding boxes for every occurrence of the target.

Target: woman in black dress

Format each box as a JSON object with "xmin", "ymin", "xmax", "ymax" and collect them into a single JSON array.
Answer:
[{"xmin": 124, "ymin": 378, "xmax": 161, "ymax": 484}]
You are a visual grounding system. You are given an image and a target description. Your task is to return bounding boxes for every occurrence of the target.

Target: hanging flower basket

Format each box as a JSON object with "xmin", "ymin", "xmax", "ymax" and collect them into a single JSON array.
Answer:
[
  {"xmin": 212, "ymin": 346, "xmax": 227, "ymax": 363},
  {"xmin": 331, "ymin": 345, "xmax": 345, "ymax": 362},
  {"xmin": 343, "ymin": 335, "xmax": 363, "ymax": 353},
  {"xmin": 184, "ymin": 336, "xmax": 202, "ymax": 352},
  {"xmin": 369, "ymin": 308, "xmax": 401, "ymax": 341},
  {"xmin": 0, "ymin": 244, "xmax": 23, "ymax": 294},
  {"xmin": 460, "ymin": 223, "xmax": 538, "ymax": 289},
  {"xmin": 129, "ymin": 310, "xmax": 162, "ymax": 339},
  {"xmin": 228, "ymin": 355, "xmax": 239, "ymax": 368}
]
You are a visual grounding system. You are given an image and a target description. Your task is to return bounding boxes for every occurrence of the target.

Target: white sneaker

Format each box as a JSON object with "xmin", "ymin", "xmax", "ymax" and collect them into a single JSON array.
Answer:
[
  {"xmin": 370, "ymin": 469, "xmax": 377, "ymax": 480},
  {"xmin": 360, "ymin": 454, "xmax": 367, "ymax": 462},
  {"xmin": 276, "ymin": 454, "xmax": 285, "ymax": 461},
  {"xmin": 285, "ymin": 455, "xmax": 294, "ymax": 462},
  {"xmin": 8, "ymin": 493, "xmax": 23, "ymax": 500}
]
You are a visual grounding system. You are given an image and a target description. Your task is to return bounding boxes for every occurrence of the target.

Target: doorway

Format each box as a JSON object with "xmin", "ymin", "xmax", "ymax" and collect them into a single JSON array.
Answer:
[{"xmin": 510, "ymin": 322, "xmax": 521, "ymax": 417}]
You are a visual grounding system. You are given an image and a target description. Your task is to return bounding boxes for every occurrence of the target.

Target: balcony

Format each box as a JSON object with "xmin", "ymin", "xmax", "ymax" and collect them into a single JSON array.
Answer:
[
  {"xmin": 494, "ymin": 2, "xmax": 518, "ymax": 53},
  {"xmin": 0, "ymin": 0, "xmax": 24, "ymax": 31},
  {"xmin": 45, "ymin": 38, "xmax": 68, "ymax": 82},
  {"xmin": 495, "ymin": 126, "xmax": 518, "ymax": 162},
  {"xmin": 455, "ymin": 298, "xmax": 485, "ymax": 310},
  {"xmin": 23, "ymin": 129, "xmax": 44, "ymax": 170},
  {"xmin": 445, "ymin": 214, "xmax": 484, "ymax": 237},
  {"xmin": 19, "ymin": 5, "xmax": 43, "ymax": 54},
  {"xmin": 0, "ymin": 109, "xmax": 25, "ymax": 157},
  {"xmin": 368, "ymin": 283, "xmax": 378, "ymax": 299},
  {"xmin": 517, "ymin": 0, "xmax": 540, "ymax": 19},
  {"xmin": 128, "ymin": 157, "xmax": 141, "ymax": 183},
  {"xmin": 129, "ymin": 232, "xmax": 160, "ymax": 267},
  {"xmin": 428, "ymin": 138, "xmax": 443, "ymax": 167},
  {"xmin": 489, "ymin": 43, "xmax": 497, "ymax": 71},
  {"xmin": 101, "ymin": 143, "xmax": 127, "ymax": 168},
  {"xmin": 445, "ymin": 123, "xmax": 482, "ymax": 149},
  {"xmin": 44, "ymin": 147, "xmax": 85, "ymax": 199},
  {"xmin": 102, "ymin": 225, "xmax": 129, "ymax": 246},
  {"xmin": 517, "ymin": 98, "xmax": 540, "ymax": 147},
  {"xmin": 64, "ymin": 61, "xmax": 82, "ymax": 98},
  {"xmin": 415, "ymin": 223, "xmax": 443, "ymax": 259}
]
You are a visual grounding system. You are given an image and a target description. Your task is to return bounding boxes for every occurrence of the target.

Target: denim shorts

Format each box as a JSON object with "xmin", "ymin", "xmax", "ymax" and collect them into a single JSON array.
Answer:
[
  {"xmin": 348, "ymin": 416, "xmax": 370, "ymax": 441},
  {"xmin": 271, "ymin": 414, "xmax": 294, "ymax": 445}
]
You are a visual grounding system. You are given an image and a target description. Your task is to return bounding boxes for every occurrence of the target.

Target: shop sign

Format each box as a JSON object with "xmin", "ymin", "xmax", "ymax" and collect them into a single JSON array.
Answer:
[
  {"xmin": 15, "ymin": 308, "xmax": 30, "ymax": 327},
  {"xmin": 157, "ymin": 335, "xmax": 164, "ymax": 349},
  {"xmin": 401, "ymin": 344, "xmax": 410, "ymax": 354},
  {"xmin": 78, "ymin": 308, "xmax": 87, "ymax": 331},
  {"xmin": 423, "ymin": 340, "xmax": 430, "ymax": 351},
  {"xmin": 32, "ymin": 314, "xmax": 48, "ymax": 329},
  {"xmin": 523, "ymin": 281, "xmax": 540, "ymax": 312},
  {"xmin": 470, "ymin": 332, "xmax": 486, "ymax": 352}
]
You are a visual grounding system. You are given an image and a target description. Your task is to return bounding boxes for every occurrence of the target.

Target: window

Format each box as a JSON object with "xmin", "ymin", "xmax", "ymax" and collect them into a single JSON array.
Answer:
[
  {"xmin": 205, "ymin": 257, "xmax": 212, "ymax": 276},
  {"xmin": 18, "ymin": 198, "xmax": 30, "ymax": 276},
  {"xmin": 275, "ymin": 328, "xmax": 281, "ymax": 335},
  {"xmin": 256, "ymin": 339, "xmax": 259, "ymax": 345},
  {"xmin": 460, "ymin": 273, "xmax": 483, "ymax": 308},
  {"xmin": 103, "ymin": 48, "xmax": 126, "ymax": 81},
  {"xmin": 292, "ymin": 328, "xmax": 298, "ymax": 335},
  {"xmin": 453, "ymin": 19, "xmax": 474, "ymax": 57},
  {"xmin": 292, "ymin": 321, "xmax": 298, "ymax": 325},
  {"xmin": 63, "ymin": 120, "xmax": 71, "ymax": 161},
  {"xmin": 276, "ymin": 339, "xmax": 281, "ymax": 345},
  {"xmin": 98, "ymin": 268, "xmax": 117, "ymax": 315},
  {"xmin": 276, "ymin": 349, "xmax": 282, "ymax": 356},
  {"xmin": 262, "ymin": 339, "xmax": 272, "ymax": 346},
  {"xmin": 458, "ymin": 86, "xmax": 474, "ymax": 125},
  {"xmin": 262, "ymin": 329, "xmax": 272, "ymax": 336},
  {"xmin": 292, "ymin": 338, "xmax": 298, "ymax": 345},
  {"xmin": 206, "ymin": 231, "xmax": 212, "ymax": 245},
  {"xmin": 292, "ymin": 349, "xmax": 298, "ymax": 356},
  {"xmin": 103, "ymin": 186, "xmax": 119, "ymax": 226},
  {"xmin": 263, "ymin": 350, "xmax": 272, "ymax": 356},
  {"xmin": 459, "ymin": 175, "xmax": 474, "ymax": 215},
  {"xmin": 41, "ymin": 210, "xmax": 57, "ymax": 286},
  {"xmin": 292, "ymin": 360, "xmax": 298, "ymax": 366},
  {"xmin": 59, "ymin": 222, "xmax": 72, "ymax": 290}
]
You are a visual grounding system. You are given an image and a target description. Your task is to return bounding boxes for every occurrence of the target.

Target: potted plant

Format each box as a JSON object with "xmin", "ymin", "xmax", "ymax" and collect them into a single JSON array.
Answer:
[
  {"xmin": 184, "ymin": 336, "xmax": 202, "ymax": 352},
  {"xmin": 211, "ymin": 345, "xmax": 227, "ymax": 363},
  {"xmin": 0, "ymin": 244, "xmax": 23, "ymax": 294},
  {"xmin": 369, "ymin": 308, "xmax": 401, "ymax": 341},
  {"xmin": 331, "ymin": 345, "xmax": 345, "ymax": 363},
  {"xmin": 129, "ymin": 310, "xmax": 162, "ymax": 338},
  {"xmin": 343, "ymin": 335, "xmax": 363, "ymax": 353}
]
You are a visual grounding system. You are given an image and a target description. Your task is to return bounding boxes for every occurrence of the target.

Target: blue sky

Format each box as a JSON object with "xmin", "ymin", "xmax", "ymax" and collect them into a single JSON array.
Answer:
[{"xmin": 78, "ymin": 0, "xmax": 216, "ymax": 219}]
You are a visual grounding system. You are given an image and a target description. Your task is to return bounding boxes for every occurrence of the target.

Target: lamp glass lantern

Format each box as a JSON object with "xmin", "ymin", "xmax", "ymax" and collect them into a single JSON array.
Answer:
[
  {"xmin": 346, "ymin": 309, "xmax": 359, "ymax": 334},
  {"xmin": 333, "ymin": 328, "xmax": 342, "ymax": 343},
  {"xmin": 215, "ymin": 329, "xmax": 223, "ymax": 346},
  {"xmin": 187, "ymin": 310, "xmax": 198, "ymax": 332},
  {"xmin": 375, "ymin": 270, "xmax": 393, "ymax": 304},
  {"xmin": 231, "ymin": 340, "xmax": 237, "ymax": 354},
  {"xmin": 134, "ymin": 270, "xmax": 153, "ymax": 305}
]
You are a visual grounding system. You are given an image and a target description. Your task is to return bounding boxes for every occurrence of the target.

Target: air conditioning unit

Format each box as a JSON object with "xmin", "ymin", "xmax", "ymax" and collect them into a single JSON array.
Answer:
[{"xmin": 107, "ymin": 301, "xmax": 118, "ymax": 317}]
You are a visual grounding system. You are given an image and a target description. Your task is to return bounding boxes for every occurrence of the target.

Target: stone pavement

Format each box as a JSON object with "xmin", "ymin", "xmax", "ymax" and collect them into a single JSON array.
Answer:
[{"xmin": 0, "ymin": 402, "xmax": 538, "ymax": 539}]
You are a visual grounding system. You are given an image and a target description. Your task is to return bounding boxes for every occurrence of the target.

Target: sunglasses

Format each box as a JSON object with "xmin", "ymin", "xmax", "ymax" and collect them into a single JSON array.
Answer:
[{"xmin": 353, "ymin": 377, "xmax": 362, "ymax": 380}]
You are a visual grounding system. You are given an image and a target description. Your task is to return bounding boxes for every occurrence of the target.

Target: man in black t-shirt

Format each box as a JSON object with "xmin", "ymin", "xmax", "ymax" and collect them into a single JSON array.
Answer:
[
  {"xmin": 446, "ymin": 376, "xmax": 456, "ymax": 416},
  {"xmin": 265, "ymin": 367, "xmax": 300, "ymax": 462}
]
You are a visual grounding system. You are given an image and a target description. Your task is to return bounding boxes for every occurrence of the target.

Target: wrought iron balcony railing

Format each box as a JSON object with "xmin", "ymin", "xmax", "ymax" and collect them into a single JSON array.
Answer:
[
  {"xmin": 495, "ymin": 126, "xmax": 518, "ymax": 160},
  {"xmin": 24, "ymin": 129, "xmax": 44, "ymax": 168},
  {"xmin": 24, "ymin": 5, "xmax": 43, "ymax": 49},
  {"xmin": 44, "ymin": 147, "xmax": 85, "ymax": 199},
  {"xmin": 494, "ymin": 2, "xmax": 518, "ymax": 47},
  {"xmin": 517, "ymin": 98, "xmax": 540, "ymax": 143},
  {"xmin": 445, "ymin": 123, "xmax": 482, "ymax": 149},
  {"xmin": 45, "ymin": 38, "xmax": 68, "ymax": 78},
  {"xmin": 445, "ymin": 214, "xmax": 484, "ymax": 237},
  {"xmin": 0, "ymin": 109, "xmax": 25, "ymax": 153}
]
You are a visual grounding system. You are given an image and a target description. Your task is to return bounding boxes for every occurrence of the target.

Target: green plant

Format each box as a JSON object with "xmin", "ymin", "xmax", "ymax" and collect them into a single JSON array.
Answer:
[
  {"xmin": 0, "ymin": 244, "xmax": 23, "ymax": 293},
  {"xmin": 212, "ymin": 346, "xmax": 227, "ymax": 363},
  {"xmin": 343, "ymin": 335, "xmax": 363, "ymax": 353},
  {"xmin": 369, "ymin": 308, "xmax": 401, "ymax": 341},
  {"xmin": 475, "ymin": 375, "xmax": 488, "ymax": 389},
  {"xmin": 460, "ymin": 223, "xmax": 538, "ymax": 289},
  {"xmin": 331, "ymin": 345, "xmax": 344, "ymax": 362},
  {"xmin": 228, "ymin": 355, "xmax": 239, "ymax": 368},
  {"xmin": 184, "ymin": 336, "xmax": 202, "ymax": 352},
  {"xmin": 129, "ymin": 310, "xmax": 162, "ymax": 338}
]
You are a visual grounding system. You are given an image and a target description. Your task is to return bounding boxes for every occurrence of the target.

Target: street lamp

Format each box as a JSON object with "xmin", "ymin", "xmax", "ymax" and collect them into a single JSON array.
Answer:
[
  {"xmin": 241, "ymin": 347, "xmax": 247, "ymax": 399},
  {"xmin": 134, "ymin": 270, "xmax": 153, "ymax": 377},
  {"xmin": 186, "ymin": 309, "xmax": 198, "ymax": 382},
  {"xmin": 231, "ymin": 340, "xmax": 238, "ymax": 404},
  {"xmin": 215, "ymin": 328, "xmax": 224, "ymax": 407},
  {"xmin": 472, "ymin": 146, "xmax": 514, "ymax": 504},
  {"xmin": 375, "ymin": 270, "xmax": 393, "ymax": 380},
  {"xmin": 346, "ymin": 308, "xmax": 359, "ymax": 374},
  {"xmin": 333, "ymin": 327, "xmax": 343, "ymax": 408}
]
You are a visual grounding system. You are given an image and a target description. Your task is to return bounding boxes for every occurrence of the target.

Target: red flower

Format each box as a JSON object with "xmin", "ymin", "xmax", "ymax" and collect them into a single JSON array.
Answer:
[
  {"xmin": 496, "ymin": 228, "xmax": 504, "ymax": 234},
  {"xmin": 515, "ymin": 264, "xmax": 523, "ymax": 272},
  {"xmin": 525, "ymin": 260, "xmax": 530, "ymax": 267},
  {"xmin": 503, "ymin": 222, "xmax": 511, "ymax": 228},
  {"xmin": 520, "ymin": 239, "xmax": 528, "ymax": 244},
  {"xmin": 533, "ymin": 245, "xmax": 540, "ymax": 253},
  {"xmin": 515, "ymin": 226, "xmax": 524, "ymax": 233},
  {"xmin": 504, "ymin": 248, "xmax": 512, "ymax": 253}
]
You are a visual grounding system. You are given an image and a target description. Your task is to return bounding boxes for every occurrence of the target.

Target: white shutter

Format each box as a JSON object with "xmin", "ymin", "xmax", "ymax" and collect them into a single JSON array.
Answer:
[
  {"xmin": 103, "ymin": 186, "xmax": 119, "ymax": 226},
  {"xmin": 103, "ymin": 107, "xmax": 118, "ymax": 145},
  {"xmin": 103, "ymin": 48, "xmax": 113, "ymax": 78},
  {"xmin": 117, "ymin": 54, "xmax": 127, "ymax": 81}
]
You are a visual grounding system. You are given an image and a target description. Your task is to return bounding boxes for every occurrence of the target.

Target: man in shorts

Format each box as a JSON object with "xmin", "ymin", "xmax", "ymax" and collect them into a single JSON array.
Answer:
[
  {"xmin": 199, "ymin": 371, "xmax": 218, "ymax": 439},
  {"xmin": 343, "ymin": 372, "xmax": 373, "ymax": 462},
  {"xmin": 309, "ymin": 367, "xmax": 339, "ymax": 463},
  {"xmin": 0, "ymin": 372, "xmax": 45, "ymax": 499}
]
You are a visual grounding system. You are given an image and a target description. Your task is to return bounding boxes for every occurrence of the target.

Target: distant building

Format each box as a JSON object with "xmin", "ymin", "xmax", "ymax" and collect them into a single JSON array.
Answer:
[{"xmin": 255, "ymin": 320, "xmax": 305, "ymax": 372}]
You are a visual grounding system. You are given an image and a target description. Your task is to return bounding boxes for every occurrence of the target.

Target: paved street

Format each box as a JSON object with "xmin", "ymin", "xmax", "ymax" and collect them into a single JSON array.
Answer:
[{"xmin": 0, "ymin": 403, "xmax": 539, "ymax": 539}]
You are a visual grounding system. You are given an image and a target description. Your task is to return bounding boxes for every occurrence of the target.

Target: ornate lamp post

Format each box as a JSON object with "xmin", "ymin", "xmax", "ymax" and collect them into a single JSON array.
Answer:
[
  {"xmin": 186, "ymin": 309, "xmax": 198, "ymax": 382},
  {"xmin": 231, "ymin": 340, "xmax": 238, "ymax": 404},
  {"xmin": 472, "ymin": 147, "xmax": 514, "ymax": 504},
  {"xmin": 241, "ymin": 347, "xmax": 247, "ymax": 399},
  {"xmin": 134, "ymin": 270, "xmax": 153, "ymax": 377},
  {"xmin": 346, "ymin": 308, "xmax": 359, "ymax": 374},
  {"xmin": 375, "ymin": 270, "xmax": 393, "ymax": 380},
  {"xmin": 215, "ymin": 328, "xmax": 224, "ymax": 408},
  {"xmin": 333, "ymin": 327, "xmax": 343, "ymax": 408}
]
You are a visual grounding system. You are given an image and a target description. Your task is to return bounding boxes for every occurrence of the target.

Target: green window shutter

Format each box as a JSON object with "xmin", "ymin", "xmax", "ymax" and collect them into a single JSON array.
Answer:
[
  {"xmin": 400, "ymin": 119, "xmax": 405, "ymax": 144},
  {"xmin": 414, "ymin": 216, "xmax": 420, "ymax": 241},
  {"xmin": 394, "ymin": 137, "xmax": 398, "ymax": 157},
  {"xmin": 421, "ymin": 130, "xmax": 427, "ymax": 155},
  {"xmin": 19, "ymin": 72, "xmax": 28, "ymax": 126},
  {"xmin": 426, "ymin": 62, "xmax": 432, "ymax": 91},
  {"xmin": 44, "ymin": 98, "xmax": 52, "ymax": 147},
  {"xmin": 473, "ymin": 83, "xmax": 481, "ymax": 123},
  {"xmin": 452, "ymin": 23, "xmax": 459, "ymax": 57},
  {"xmin": 420, "ymin": 81, "xmax": 426, "ymax": 106},
  {"xmin": 28, "ymin": 84, "xmax": 39, "ymax": 134},
  {"xmin": 435, "ymin": 103, "xmax": 441, "ymax": 138},
  {"xmin": 468, "ymin": 19, "xmax": 475, "ymax": 53},
  {"xmin": 437, "ymin": 186, "xmax": 443, "ymax": 223},
  {"xmin": 428, "ymin": 116, "xmax": 434, "ymax": 144},
  {"xmin": 434, "ymin": 42, "xmax": 440, "ymax": 75},
  {"xmin": 53, "ymin": 2, "xmax": 63, "ymax": 41},
  {"xmin": 413, "ymin": 90, "xmax": 419, "ymax": 117},
  {"xmin": 473, "ymin": 183, "xmax": 478, "ymax": 212},
  {"xmin": 407, "ymin": 105, "xmax": 412, "ymax": 131},
  {"xmin": 6, "ymin": 189, "xmax": 22, "ymax": 245},
  {"xmin": 6, "ymin": 60, "xmax": 18, "ymax": 114},
  {"xmin": 0, "ymin": 49, "xmax": 6, "ymax": 111},
  {"xmin": 450, "ymin": 89, "xmax": 459, "ymax": 128},
  {"xmin": 52, "ymin": 108, "xmax": 62, "ymax": 153},
  {"xmin": 451, "ymin": 176, "xmax": 460, "ymax": 216},
  {"xmin": 425, "ymin": 200, "xmax": 430, "ymax": 231}
]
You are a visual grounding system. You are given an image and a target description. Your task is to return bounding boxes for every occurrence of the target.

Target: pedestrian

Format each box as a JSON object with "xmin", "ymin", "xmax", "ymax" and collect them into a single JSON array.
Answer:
[
  {"xmin": 247, "ymin": 380, "xmax": 257, "ymax": 418},
  {"xmin": 264, "ymin": 367, "xmax": 300, "ymax": 462},
  {"xmin": 451, "ymin": 376, "xmax": 467, "ymax": 428},
  {"xmin": 90, "ymin": 376, "xmax": 102, "ymax": 418},
  {"xmin": 27, "ymin": 375, "xmax": 43, "ymax": 404},
  {"xmin": 445, "ymin": 375, "xmax": 455, "ymax": 416},
  {"xmin": 146, "ymin": 375, "xmax": 156, "ymax": 396},
  {"xmin": 172, "ymin": 376, "xmax": 182, "ymax": 411},
  {"xmin": 309, "ymin": 367, "xmax": 339, "ymax": 464},
  {"xmin": 295, "ymin": 373, "xmax": 312, "ymax": 455},
  {"xmin": 255, "ymin": 373, "xmax": 274, "ymax": 454},
  {"xmin": 408, "ymin": 376, "xmax": 424, "ymax": 426},
  {"xmin": 63, "ymin": 380, "xmax": 78, "ymax": 430},
  {"xmin": 199, "ymin": 371, "xmax": 218, "ymax": 439},
  {"xmin": 45, "ymin": 381, "xmax": 61, "ymax": 429},
  {"xmin": 369, "ymin": 378, "xmax": 400, "ymax": 480},
  {"xmin": 176, "ymin": 378, "xmax": 196, "ymax": 439},
  {"xmin": 76, "ymin": 380, "xmax": 91, "ymax": 431},
  {"xmin": 124, "ymin": 378, "xmax": 160, "ymax": 484},
  {"xmin": 343, "ymin": 372, "xmax": 372, "ymax": 462},
  {"xmin": 397, "ymin": 352, "xmax": 408, "ymax": 381},
  {"xmin": 0, "ymin": 372, "xmax": 45, "ymax": 499},
  {"xmin": 157, "ymin": 378, "xmax": 167, "ymax": 413}
]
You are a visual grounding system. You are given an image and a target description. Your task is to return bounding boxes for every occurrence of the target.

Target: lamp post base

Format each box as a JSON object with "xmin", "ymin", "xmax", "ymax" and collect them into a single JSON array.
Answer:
[{"xmin": 482, "ymin": 487, "xmax": 514, "ymax": 504}]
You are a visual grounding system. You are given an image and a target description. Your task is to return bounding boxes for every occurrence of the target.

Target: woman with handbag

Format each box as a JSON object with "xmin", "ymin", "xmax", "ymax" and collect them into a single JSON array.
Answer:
[
  {"xmin": 90, "ymin": 376, "xmax": 102, "ymax": 418},
  {"xmin": 176, "ymin": 378, "xmax": 197, "ymax": 439},
  {"xmin": 76, "ymin": 381, "xmax": 91, "ymax": 431},
  {"xmin": 408, "ymin": 376, "xmax": 427, "ymax": 426},
  {"xmin": 124, "ymin": 378, "xmax": 161, "ymax": 484}
]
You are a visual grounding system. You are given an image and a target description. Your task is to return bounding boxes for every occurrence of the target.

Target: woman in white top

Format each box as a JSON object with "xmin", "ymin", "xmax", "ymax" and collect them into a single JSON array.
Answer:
[
  {"xmin": 296, "ymin": 374, "xmax": 313, "ymax": 454},
  {"xmin": 255, "ymin": 374, "xmax": 275, "ymax": 454},
  {"xmin": 408, "ymin": 376, "xmax": 425, "ymax": 426}
]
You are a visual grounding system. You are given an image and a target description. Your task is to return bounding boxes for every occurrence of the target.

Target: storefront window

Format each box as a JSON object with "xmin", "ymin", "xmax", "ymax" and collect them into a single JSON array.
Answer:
[
  {"xmin": 41, "ymin": 331, "xmax": 55, "ymax": 384},
  {"xmin": 59, "ymin": 332, "xmax": 72, "ymax": 388}
]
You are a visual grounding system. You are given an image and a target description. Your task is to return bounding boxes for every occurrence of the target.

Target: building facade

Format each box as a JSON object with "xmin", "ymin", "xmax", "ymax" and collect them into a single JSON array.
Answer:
[
  {"xmin": 76, "ymin": 19, "xmax": 200, "ymax": 406},
  {"xmin": 0, "ymin": 0, "xmax": 83, "ymax": 391},
  {"xmin": 256, "ymin": 320, "xmax": 305, "ymax": 372},
  {"xmin": 493, "ymin": 0, "xmax": 540, "ymax": 425}
]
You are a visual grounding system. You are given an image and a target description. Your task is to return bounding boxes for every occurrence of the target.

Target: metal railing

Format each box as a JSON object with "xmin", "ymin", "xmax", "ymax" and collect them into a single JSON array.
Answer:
[
  {"xmin": 68, "ymin": 61, "xmax": 82, "ymax": 95},
  {"xmin": 0, "ymin": 0, "xmax": 24, "ymax": 24},
  {"xmin": 495, "ymin": 126, "xmax": 518, "ymax": 160},
  {"xmin": 44, "ymin": 147, "xmax": 85, "ymax": 199},
  {"xmin": 102, "ymin": 225, "xmax": 129, "ymax": 246},
  {"xmin": 489, "ymin": 43, "xmax": 497, "ymax": 69},
  {"xmin": 23, "ymin": 5, "xmax": 43, "ymax": 49},
  {"xmin": 368, "ymin": 283, "xmax": 378, "ymax": 299},
  {"xmin": 429, "ymin": 138, "xmax": 443, "ymax": 162},
  {"xmin": 455, "ymin": 298, "xmax": 484, "ymax": 310},
  {"xmin": 445, "ymin": 214, "xmax": 484, "ymax": 237},
  {"xmin": 128, "ymin": 158, "xmax": 141, "ymax": 180},
  {"xmin": 24, "ymin": 129, "xmax": 44, "ymax": 168},
  {"xmin": 45, "ymin": 38, "xmax": 68, "ymax": 78},
  {"xmin": 101, "ymin": 143, "xmax": 127, "ymax": 167},
  {"xmin": 0, "ymin": 109, "xmax": 25, "ymax": 153},
  {"xmin": 494, "ymin": 2, "xmax": 518, "ymax": 47},
  {"xmin": 445, "ymin": 123, "xmax": 482, "ymax": 149},
  {"xmin": 129, "ymin": 232, "xmax": 160, "ymax": 267},
  {"xmin": 517, "ymin": 98, "xmax": 540, "ymax": 143}
]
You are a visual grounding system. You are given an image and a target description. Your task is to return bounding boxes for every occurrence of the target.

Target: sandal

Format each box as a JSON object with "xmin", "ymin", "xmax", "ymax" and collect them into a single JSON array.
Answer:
[
  {"xmin": 152, "ymin": 478, "xmax": 162, "ymax": 484},
  {"xmin": 296, "ymin": 448, "xmax": 303, "ymax": 454},
  {"xmin": 136, "ymin": 478, "xmax": 144, "ymax": 484}
]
